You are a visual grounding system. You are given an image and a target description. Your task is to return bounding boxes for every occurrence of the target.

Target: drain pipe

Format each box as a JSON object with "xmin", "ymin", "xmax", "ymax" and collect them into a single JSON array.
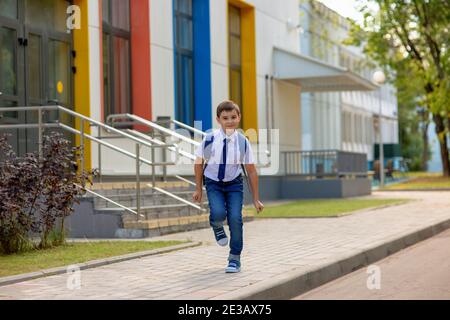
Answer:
[
  {"xmin": 270, "ymin": 75, "xmax": 275, "ymax": 133},
  {"xmin": 265, "ymin": 74, "xmax": 270, "ymax": 147}
]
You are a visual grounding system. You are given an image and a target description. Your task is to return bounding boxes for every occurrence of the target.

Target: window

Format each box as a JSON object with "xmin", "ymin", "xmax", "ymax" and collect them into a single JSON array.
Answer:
[
  {"xmin": 342, "ymin": 111, "xmax": 352, "ymax": 143},
  {"xmin": 0, "ymin": 0, "xmax": 18, "ymax": 19},
  {"xmin": 174, "ymin": 0, "xmax": 194, "ymax": 126},
  {"xmin": 102, "ymin": 0, "xmax": 131, "ymax": 119},
  {"xmin": 343, "ymin": 112, "xmax": 347, "ymax": 143},
  {"xmin": 25, "ymin": 0, "xmax": 69, "ymax": 33},
  {"xmin": 228, "ymin": 5, "xmax": 242, "ymax": 117},
  {"xmin": 366, "ymin": 117, "xmax": 372, "ymax": 144}
]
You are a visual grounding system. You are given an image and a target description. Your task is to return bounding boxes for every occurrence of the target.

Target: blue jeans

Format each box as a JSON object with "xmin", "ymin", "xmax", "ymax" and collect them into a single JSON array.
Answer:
[{"xmin": 204, "ymin": 175, "xmax": 243, "ymax": 262}]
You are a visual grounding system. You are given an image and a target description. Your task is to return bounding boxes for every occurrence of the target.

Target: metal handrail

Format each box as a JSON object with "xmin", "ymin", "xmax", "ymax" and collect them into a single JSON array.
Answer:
[
  {"xmin": 125, "ymin": 128, "xmax": 205, "ymax": 190},
  {"xmin": 167, "ymin": 119, "xmax": 273, "ymax": 169},
  {"xmin": 108, "ymin": 113, "xmax": 273, "ymax": 169},
  {"xmin": 105, "ymin": 113, "xmax": 210, "ymax": 203},
  {"xmin": 77, "ymin": 184, "xmax": 144, "ymax": 218},
  {"xmin": 149, "ymin": 184, "xmax": 206, "ymax": 212},
  {"xmin": 0, "ymin": 105, "xmax": 203, "ymax": 217},
  {"xmin": 0, "ymin": 108, "xmax": 150, "ymax": 217},
  {"xmin": 169, "ymin": 118, "xmax": 273, "ymax": 169},
  {"xmin": 126, "ymin": 129, "xmax": 194, "ymax": 161},
  {"xmin": 107, "ymin": 113, "xmax": 200, "ymax": 147},
  {"xmin": 59, "ymin": 123, "xmax": 158, "ymax": 167},
  {"xmin": 281, "ymin": 149, "xmax": 368, "ymax": 178},
  {"xmin": 0, "ymin": 105, "xmax": 162, "ymax": 152},
  {"xmin": 171, "ymin": 119, "xmax": 206, "ymax": 137}
]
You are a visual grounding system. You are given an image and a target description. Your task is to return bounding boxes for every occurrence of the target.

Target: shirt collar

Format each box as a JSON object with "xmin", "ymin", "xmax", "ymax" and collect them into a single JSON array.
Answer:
[{"xmin": 219, "ymin": 127, "xmax": 237, "ymax": 142}]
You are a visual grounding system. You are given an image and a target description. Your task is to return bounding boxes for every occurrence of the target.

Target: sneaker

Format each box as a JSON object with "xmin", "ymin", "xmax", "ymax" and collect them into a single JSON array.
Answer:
[
  {"xmin": 213, "ymin": 227, "xmax": 228, "ymax": 246},
  {"xmin": 225, "ymin": 260, "xmax": 241, "ymax": 273}
]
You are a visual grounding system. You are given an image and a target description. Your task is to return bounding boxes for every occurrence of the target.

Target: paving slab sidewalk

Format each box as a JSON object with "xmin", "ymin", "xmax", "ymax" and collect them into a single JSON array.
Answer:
[{"xmin": 0, "ymin": 191, "xmax": 449, "ymax": 300}]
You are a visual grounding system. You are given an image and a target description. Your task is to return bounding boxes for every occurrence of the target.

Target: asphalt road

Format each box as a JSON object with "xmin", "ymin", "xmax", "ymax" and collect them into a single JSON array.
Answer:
[{"xmin": 294, "ymin": 228, "xmax": 450, "ymax": 300}]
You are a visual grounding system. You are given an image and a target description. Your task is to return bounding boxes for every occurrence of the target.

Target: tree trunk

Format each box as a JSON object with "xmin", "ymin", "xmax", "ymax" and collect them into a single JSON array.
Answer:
[
  {"xmin": 421, "ymin": 121, "xmax": 429, "ymax": 171},
  {"xmin": 448, "ymin": 115, "xmax": 450, "ymax": 132},
  {"xmin": 59, "ymin": 218, "xmax": 66, "ymax": 245},
  {"xmin": 433, "ymin": 113, "xmax": 450, "ymax": 177}
]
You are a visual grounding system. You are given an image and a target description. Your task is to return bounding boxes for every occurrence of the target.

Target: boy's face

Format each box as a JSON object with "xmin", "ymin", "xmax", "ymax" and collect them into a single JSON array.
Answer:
[{"xmin": 216, "ymin": 109, "xmax": 240, "ymax": 134}]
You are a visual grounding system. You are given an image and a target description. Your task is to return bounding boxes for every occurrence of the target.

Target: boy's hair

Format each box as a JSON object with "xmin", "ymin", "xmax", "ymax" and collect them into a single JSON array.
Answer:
[{"xmin": 216, "ymin": 100, "xmax": 241, "ymax": 118}]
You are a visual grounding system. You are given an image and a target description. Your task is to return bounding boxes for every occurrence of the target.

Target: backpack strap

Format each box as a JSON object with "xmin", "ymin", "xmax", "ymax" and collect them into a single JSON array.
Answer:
[
  {"xmin": 237, "ymin": 133, "xmax": 252, "ymax": 194},
  {"xmin": 202, "ymin": 131, "xmax": 252, "ymax": 194},
  {"xmin": 237, "ymin": 133, "xmax": 247, "ymax": 176}
]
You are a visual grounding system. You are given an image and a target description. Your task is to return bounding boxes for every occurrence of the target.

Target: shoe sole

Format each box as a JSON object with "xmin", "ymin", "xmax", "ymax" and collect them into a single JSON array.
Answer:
[
  {"xmin": 217, "ymin": 238, "xmax": 228, "ymax": 246},
  {"xmin": 225, "ymin": 268, "xmax": 241, "ymax": 273}
]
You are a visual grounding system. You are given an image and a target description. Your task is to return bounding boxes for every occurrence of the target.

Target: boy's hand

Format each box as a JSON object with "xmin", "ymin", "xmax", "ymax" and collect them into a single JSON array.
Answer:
[
  {"xmin": 253, "ymin": 199, "xmax": 264, "ymax": 214},
  {"xmin": 192, "ymin": 190, "xmax": 203, "ymax": 203}
]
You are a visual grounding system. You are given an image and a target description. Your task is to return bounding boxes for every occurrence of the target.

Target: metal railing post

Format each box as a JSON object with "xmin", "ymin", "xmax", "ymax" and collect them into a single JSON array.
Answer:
[
  {"xmin": 336, "ymin": 151, "xmax": 340, "ymax": 178},
  {"xmin": 151, "ymin": 130, "xmax": 156, "ymax": 188},
  {"xmin": 38, "ymin": 108, "xmax": 43, "ymax": 159},
  {"xmin": 162, "ymin": 133, "xmax": 167, "ymax": 182},
  {"xmin": 136, "ymin": 143, "xmax": 141, "ymax": 220},
  {"xmin": 284, "ymin": 152, "xmax": 287, "ymax": 175},
  {"xmin": 98, "ymin": 127, "xmax": 102, "ymax": 183},
  {"xmin": 309, "ymin": 151, "xmax": 313, "ymax": 179},
  {"xmin": 80, "ymin": 119, "xmax": 85, "ymax": 178}
]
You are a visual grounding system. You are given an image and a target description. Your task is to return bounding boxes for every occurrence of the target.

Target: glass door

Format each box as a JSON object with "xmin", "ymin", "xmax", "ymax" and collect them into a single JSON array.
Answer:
[
  {"xmin": 0, "ymin": 1, "xmax": 26, "ymax": 154},
  {"xmin": 0, "ymin": 0, "xmax": 73, "ymax": 154}
]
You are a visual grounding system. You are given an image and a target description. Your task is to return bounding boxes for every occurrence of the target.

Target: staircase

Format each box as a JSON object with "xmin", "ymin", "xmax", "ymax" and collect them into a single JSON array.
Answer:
[
  {"xmin": 84, "ymin": 180, "xmax": 254, "ymax": 238},
  {"xmin": 0, "ymin": 105, "xmax": 256, "ymax": 238}
]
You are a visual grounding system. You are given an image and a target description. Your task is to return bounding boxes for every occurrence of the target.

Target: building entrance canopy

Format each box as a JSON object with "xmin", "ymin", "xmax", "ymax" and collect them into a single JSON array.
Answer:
[{"xmin": 273, "ymin": 47, "xmax": 378, "ymax": 92}]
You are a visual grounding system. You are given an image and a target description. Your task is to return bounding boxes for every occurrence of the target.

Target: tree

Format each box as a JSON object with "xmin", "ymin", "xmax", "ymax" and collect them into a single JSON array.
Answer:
[
  {"xmin": 345, "ymin": 0, "xmax": 450, "ymax": 176},
  {"xmin": 396, "ymin": 58, "xmax": 430, "ymax": 171},
  {"xmin": 0, "ymin": 132, "xmax": 94, "ymax": 254}
]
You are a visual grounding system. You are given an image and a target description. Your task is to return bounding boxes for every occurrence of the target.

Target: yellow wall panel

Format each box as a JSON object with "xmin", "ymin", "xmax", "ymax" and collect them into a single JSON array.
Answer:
[
  {"xmin": 241, "ymin": 8, "xmax": 257, "ymax": 132},
  {"xmin": 228, "ymin": 0, "xmax": 258, "ymax": 133},
  {"xmin": 73, "ymin": 0, "xmax": 91, "ymax": 172}
]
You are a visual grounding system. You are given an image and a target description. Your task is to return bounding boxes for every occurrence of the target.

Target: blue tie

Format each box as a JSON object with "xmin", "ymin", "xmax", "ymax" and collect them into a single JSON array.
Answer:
[{"xmin": 218, "ymin": 138, "xmax": 227, "ymax": 181}]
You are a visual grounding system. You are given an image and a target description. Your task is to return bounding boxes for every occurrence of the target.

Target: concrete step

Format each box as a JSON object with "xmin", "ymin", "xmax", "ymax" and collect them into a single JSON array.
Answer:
[
  {"xmin": 92, "ymin": 190, "xmax": 204, "ymax": 200},
  {"xmin": 88, "ymin": 185, "xmax": 199, "ymax": 197},
  {"xmin": 119, "ymin": 211, "xmax": 255, "ymax": 237},
  {"xmin": 92, "ymin": 190, "xmax": 207, "ymax": 209},
  {"xmin": 90, "ymin": 181, "xmax": 193, "ymax": 190},
  {"xmin": 97, "ymin": 203, "xmax": 209, "ymax": 220}
]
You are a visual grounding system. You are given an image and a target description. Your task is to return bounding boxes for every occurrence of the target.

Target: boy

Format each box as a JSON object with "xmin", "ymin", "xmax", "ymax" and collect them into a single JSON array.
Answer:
[{"xmin": 192, "ymin": 100, "xmax": 264, "ymax": 273}]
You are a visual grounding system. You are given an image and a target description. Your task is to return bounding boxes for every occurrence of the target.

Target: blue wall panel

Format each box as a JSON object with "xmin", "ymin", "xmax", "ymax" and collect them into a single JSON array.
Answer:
[
  {"xmin": 193, "ymin": 0, "xmax": 212, "ymax": 131},
  {"xmin": 173, "ymin": 0, "xmax": 212, "ymax": 131}
]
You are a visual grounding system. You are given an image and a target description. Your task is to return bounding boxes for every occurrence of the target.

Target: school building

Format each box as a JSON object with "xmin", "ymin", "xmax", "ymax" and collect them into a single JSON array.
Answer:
[
  {"xmin": 298, "ymin": 1, "xmax": 400, "ymax": 170},
  {"xmin": 1, "ymin": 0, "xmax": 399, "ymax": 203}
]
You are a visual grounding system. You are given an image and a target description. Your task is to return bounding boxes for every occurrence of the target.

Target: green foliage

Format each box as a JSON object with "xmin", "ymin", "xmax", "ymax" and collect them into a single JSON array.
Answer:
[
  {"xmin": 345, "ymin": 0, "xmax": 450, "ymax": 175},
  {"xmin": 47, "ymin": 223, "xmax": 68, "ymax": 248},
  {"xmin": 0, "ymin": 241, "xmax": 187, "ymax": 277},
  {"xmin": 396, "ymin": 59, "xmax": 430, "ymax": 171},
  {"xmin": 0, "ymin": 132, "xmax": 96, "ymax": 254}
]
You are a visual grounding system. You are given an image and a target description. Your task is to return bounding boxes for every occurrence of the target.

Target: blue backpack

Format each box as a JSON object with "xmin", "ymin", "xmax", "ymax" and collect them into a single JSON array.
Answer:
[{"xmin": 202, "ymin": 131, "xmax": 250, "ymax": 188}]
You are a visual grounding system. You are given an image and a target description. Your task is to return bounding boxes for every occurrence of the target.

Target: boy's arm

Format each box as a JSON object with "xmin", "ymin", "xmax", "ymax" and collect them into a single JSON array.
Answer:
[
  {"xmin": 245, "ymin": 163, "xmax": 260, "ymax": 201},
  {"xmin": 192, "ymin": 156, "xmax": 204, "ymax": 203},
  {"xmin": 243, "ymin": 139, "xmax": 263, "ymax": 213},
  {"xmin": 245, "ymin": 163, "xmax": 263, "ymax": 213},
  {"xmin": 194, "ymin": 156, "xmax": 204, "ymax": 191}
]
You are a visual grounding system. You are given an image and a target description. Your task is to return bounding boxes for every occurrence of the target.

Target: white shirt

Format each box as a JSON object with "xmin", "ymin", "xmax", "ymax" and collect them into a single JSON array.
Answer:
[{"xmin": 195, "ymin": 128, "xmax": 255, "ymax": 182}]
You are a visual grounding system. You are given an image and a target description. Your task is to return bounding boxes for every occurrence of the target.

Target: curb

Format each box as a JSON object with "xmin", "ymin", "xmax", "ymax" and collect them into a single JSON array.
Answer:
[
  {"xmin": 0, "ymin": 241, "xmax": 202, "ymax": 287},
  {"xmin": 211, "ymin": 218, "xmax": 450, "ymax": 300}
]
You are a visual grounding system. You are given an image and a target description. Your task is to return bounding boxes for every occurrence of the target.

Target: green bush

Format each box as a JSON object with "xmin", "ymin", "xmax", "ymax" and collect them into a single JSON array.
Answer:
[{"xmin": 0, "ymin": 132, "xmax": 96, "ymax": 254}]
